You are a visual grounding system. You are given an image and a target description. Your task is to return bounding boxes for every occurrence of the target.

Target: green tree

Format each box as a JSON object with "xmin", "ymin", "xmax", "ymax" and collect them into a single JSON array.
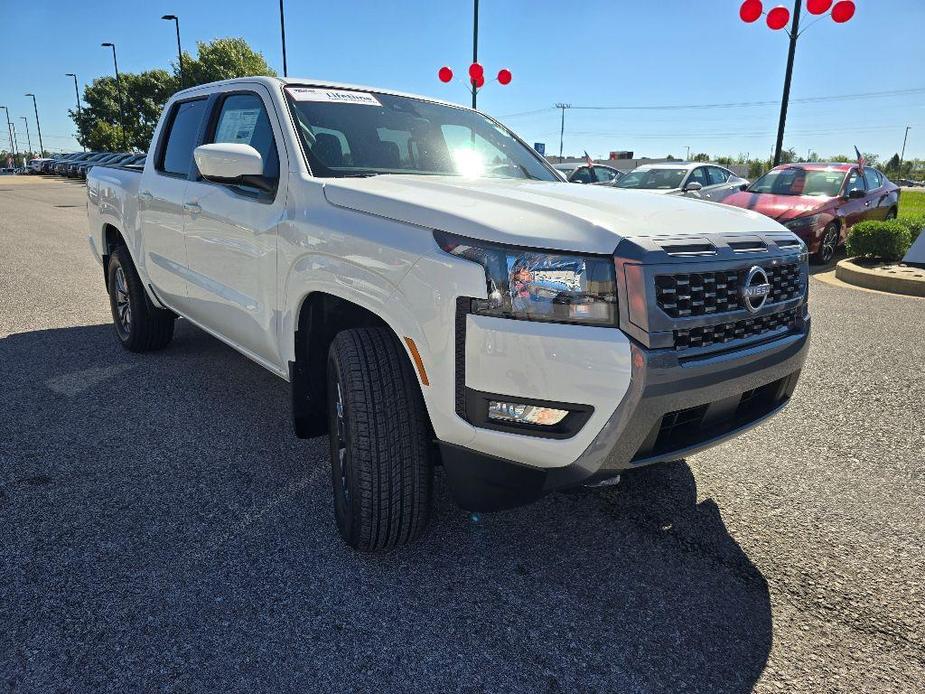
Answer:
[
  {"xmin": 692, "ymin": 152, "xmax": 710, "ymax": 162},
  {"xmin": 71, "ymin": 37, "xmax": 275, "ymax": 151},
  {"xmin": 180, "ymin": 37, "xmax": 277, "ymax": 87},
  {"xmin": 71, "ymin": 69, "xmax": 177, "ymax": 151}
]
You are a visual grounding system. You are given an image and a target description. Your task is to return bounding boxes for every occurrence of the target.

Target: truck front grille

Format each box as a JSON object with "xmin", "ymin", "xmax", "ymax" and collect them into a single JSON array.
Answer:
[
  {"xmin": 655, "ymin": 262, "xmax": 802, "ymax": 318},
  {"xmin": 673, "ymin": 307, "xmax": 799, "ymax": 350}
]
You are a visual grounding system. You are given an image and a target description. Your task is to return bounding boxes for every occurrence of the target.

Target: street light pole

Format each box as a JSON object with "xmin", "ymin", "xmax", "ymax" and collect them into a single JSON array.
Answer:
[
  {"xmin": 25, "ymin": 93, "xmax": 44, "ymax": 156},
  {"xmin": 19, "ymin": 117, "xmax": 32, "ymax": 156},
  {"xmin": 471, "ymin": 0, "xmax": 479, "ymax": 109},
  {"xmin": 555, "ymin": 103, "xmax": 571, "ymax": 162},
  {"xmin": 279, "ymin": 0, "xmax": 288, "ymax": 77},
  {"xmin": 899, "ymin": 125, "xmax": 911, "ymax": 172},
  {"xmin": 773, "ymin": 0, "xmax": 802, "ymax": 166},
  {"xmin": 65, "ymin": 74, "xmax": 86, "ymax": 152},
  {"xmin": 101, "ymin": 43, "xmax": 128, "ymax": 150},
  {"xmin": 0, "ymin": 106, "xmax": 15, "ymax": 158},
  {"xmin": 161, "ymin": 15, "xmax": 185, "ymax": 87}
]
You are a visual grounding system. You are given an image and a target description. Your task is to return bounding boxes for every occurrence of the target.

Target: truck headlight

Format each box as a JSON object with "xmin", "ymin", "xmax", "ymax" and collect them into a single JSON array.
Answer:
[{"xmin": 434, "ymin": 230, "xmax": 618, "ymax": 327}]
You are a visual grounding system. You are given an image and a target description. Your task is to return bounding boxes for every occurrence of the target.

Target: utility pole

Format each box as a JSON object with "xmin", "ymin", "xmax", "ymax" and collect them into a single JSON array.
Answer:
[
  {"xmin": 899, "ymin": 126, "xmax": 911, "ymax": 172},
  {"xmin": 19, "ymin": 117, "xmax": 32, "ymax": 156},
  {"xmin": 279, "ymin": 0, "xmax": 288, "ymax": 77},
  {"xmin": 685, "ymin": 145, "xmax": 691, "ymax": 161},
  {"xmin": 773, "ymin": 0, "xmax": 801, "ymax": 166},
  {"xmin": 65, "ymin": 74, "xmax": 86, "ymax": 152},
  {"xmin": 471, "ymin": 0, "xmax": 479, "ymax": 109},
  {"xmin": 555, "ymin": 103, "xmax": 571, "ymax": 162},
  {"xmin": 25, "ymin": 93, "xmax": 44, "ymax": 155}
]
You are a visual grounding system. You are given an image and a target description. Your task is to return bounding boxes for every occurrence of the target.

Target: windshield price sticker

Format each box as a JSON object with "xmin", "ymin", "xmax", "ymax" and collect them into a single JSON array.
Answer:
[{"xmin": 287, "ymin": 88, "xmax": 382, "ymax": 106}]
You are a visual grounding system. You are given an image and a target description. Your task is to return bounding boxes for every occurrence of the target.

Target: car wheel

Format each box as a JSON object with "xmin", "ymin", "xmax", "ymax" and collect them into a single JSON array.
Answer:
[
  {"xmin": 812, "ymin": 222, "xmax": 839, "ymax": 265},
  {"xmin": 107, "ymin": 245, "xmax": 175, "ymax": 352},
  {"xmin": 327, "ymin": 327, "xmax": 433, "ymax": 551}
]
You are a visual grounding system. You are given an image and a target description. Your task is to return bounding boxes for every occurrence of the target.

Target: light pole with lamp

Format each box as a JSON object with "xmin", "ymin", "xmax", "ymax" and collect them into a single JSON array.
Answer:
[
  {"xmin": 0, "ymin": 106, "xmax": 16, "ymax": 160},
  {"xmin": 65, "ymin": 74, "xmax": 86, "ymax": 152},
  {"xmin": 739, "ymin": 0, "xmax": 856, "ymax": 166},
  {"xmin": 24, "ymin": 93, "xmax": 44, "ymax": 156},
  {"xmin": 19, "ymin": 117, "xmax": 33, "ymax": 157},
  {"xmin": 161, "ymin": 15, "xmax": 185, "ymax": 86},
  {"xmin": 101, "ymin": 42, "xmax": 128, "ymax": 150}
]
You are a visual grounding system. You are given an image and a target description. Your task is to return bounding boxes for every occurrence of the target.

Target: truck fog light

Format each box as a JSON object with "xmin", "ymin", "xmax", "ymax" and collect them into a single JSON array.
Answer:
[{"xmin": 488, "ymin": 401, "xmax": 569, "ymax": 426}]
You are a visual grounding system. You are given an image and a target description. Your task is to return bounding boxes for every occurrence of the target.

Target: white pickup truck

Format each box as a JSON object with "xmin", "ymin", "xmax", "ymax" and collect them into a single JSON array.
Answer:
[{"xmin": 87, "ymin": 77, "xmax": 810, "ymax": 550}]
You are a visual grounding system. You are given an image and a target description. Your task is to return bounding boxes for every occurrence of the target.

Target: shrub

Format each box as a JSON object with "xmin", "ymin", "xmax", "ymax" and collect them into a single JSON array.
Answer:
[
  {"xmin": 896, "ymin": 213, "xmax": 925, "ymax": 244},
  {"xmin": 845, "ymin": 220, "xmax": 912, "ymax": 261}
]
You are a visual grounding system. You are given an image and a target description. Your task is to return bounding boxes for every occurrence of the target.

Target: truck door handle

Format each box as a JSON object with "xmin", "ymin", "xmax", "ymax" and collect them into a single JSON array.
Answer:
[
  {"xmin": 139, "ymin": 190, "xmax": 153, "ymax": 202},
  {"xmin": 183, "ymin": 201, "xmax": 201, "ymax": 214}
]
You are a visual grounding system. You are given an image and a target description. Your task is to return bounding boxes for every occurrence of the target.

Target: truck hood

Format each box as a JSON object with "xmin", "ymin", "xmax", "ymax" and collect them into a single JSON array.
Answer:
[
  {"xmin": 723, "ymin": 191, "xmax": 832, "ymax": 223},
  {"xmin": 322, "ymin": 175, "xmax": 784, "ymax": 254}
]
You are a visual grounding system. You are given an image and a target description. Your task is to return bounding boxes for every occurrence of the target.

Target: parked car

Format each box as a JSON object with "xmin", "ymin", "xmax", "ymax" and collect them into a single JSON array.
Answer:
[
  {"xmin": 554, "ymin": 162, "xmax": 625, "ymax": 186},
  {"xmin": 721, "ymin": 163, "xmax": 901, "ymax": 264},
  {"xmin": 614, "ymin": 162, "xmax": 749, "ymax": 202},
  {"xmin": 81, "ymin": 152, "xmax": 135, "ymax": 179},
  {"xmin": 29, "ymin": 158, "xmax": 53, "ymax": 174},
  {"xmin": 54, "ymin": 153, "xmax": 87, "ymax": 175},
  {"xmin": 87, "ymin": 77, "xmax": 810, "ymax": 551},
  {"xmin": 68, "ymin": 152, "xmax": 113, "ymax": 178}
]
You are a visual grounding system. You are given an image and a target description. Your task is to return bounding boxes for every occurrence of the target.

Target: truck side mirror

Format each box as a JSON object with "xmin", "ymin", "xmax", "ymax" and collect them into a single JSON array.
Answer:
[{"xmin": 194, "ymin": 143, "xmax": 270, "ymax": 191}]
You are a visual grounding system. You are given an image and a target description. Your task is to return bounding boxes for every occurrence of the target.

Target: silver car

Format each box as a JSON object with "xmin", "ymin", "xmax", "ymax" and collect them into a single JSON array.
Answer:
[
  {"xmin": 614, "ymin": 162, "xmax": 749, "ymax": 202},
  {"xmin": 553, "ymin": 162, "xmax": 625, "ymax": 187}
]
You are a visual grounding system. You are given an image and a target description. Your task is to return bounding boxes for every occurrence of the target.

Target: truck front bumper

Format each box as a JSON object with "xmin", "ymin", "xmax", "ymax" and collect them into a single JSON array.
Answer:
[{"xmin": 439, "ymin": 320, "xmax": 810, "ymax": 512}]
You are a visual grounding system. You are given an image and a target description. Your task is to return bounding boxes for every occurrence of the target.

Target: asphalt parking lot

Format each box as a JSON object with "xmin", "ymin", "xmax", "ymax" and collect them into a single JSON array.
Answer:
[{"xmin": 1, "ymin": 177, "xmax": 923, "ymax": 693}]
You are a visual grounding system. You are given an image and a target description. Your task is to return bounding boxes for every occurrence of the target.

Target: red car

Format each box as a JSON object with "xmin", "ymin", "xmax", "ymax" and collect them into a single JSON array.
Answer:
[{"xmin": 722, "ymin": 163, "xmax": 900, "ymax": 263}]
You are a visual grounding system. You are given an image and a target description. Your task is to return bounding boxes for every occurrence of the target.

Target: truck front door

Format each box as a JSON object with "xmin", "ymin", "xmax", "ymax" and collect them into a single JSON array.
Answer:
[{"xmin": 181, "ymin": 87, "xmax": 286, "ymax": 368}]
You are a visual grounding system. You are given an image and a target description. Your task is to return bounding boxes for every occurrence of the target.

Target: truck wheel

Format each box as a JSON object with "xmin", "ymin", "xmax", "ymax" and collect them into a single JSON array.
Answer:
[
  {"xmin": 326, "ymin": 327, "xmax": 432, "ymax": 551},
  {"xmin": 812, "ymin": 222, "xmax": 839, "ymax": 264},
  {"xmin": 107, "ymin": 245, "xmax": 175, "ymax": 352}
]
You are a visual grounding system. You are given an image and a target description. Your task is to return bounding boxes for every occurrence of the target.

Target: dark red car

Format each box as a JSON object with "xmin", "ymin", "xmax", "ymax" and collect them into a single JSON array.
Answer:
[{"xmin": 722, "ymin": 163, "xmax": 900, "ymax": 263}]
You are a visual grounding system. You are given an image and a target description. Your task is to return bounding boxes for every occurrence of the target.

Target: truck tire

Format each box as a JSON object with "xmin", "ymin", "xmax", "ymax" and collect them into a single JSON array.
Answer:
[
  {"xmin": 107, "ymin": 245, "xmax": 175, "ymax": 352},
  {"xmin": 327, "ymin": 327, "xmax": 432, "ymax": 551}
]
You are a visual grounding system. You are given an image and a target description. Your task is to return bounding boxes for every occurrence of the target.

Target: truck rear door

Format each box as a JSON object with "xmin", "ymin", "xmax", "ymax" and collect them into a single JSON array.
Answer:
[{"xmin": 139, "ymin": 97, "xmax": 209, "ymax": 310}]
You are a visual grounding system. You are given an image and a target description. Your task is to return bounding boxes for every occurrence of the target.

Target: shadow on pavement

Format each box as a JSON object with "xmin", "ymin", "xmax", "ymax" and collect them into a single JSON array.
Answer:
[{"xmin": 0, "ymin": 321, "xmax": 772, "ymax": 693}]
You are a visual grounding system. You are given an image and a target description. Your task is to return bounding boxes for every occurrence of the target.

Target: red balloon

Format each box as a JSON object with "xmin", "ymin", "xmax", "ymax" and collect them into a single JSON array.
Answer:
[
  {"xmin": 739, "ymin": 0, "xmax": 763, "ymax": 23},
  {"xmin": 468, "ymin": 62, "xmax": 484, "ymax": 81},
  {"xmin": 766, "ymin": 5, "xmax": 790, "ymax": 29},
  {"xmin": 497, "ymin": 68, "xmax": 512, "ymax": 85},
  {"xmin": 806, "ymin": 0, "xmax": 832, "ymax": 15},
  {"xmin": 831, "ymin": 0, "xmax": 855, "ymax": 22},
  {"xmin": 438, "ymin": 66, "xmax": 453, "ymax": 83},
  {"xmin": 473, "ymin": 73, "xmax": 485, "ymax": 89}
]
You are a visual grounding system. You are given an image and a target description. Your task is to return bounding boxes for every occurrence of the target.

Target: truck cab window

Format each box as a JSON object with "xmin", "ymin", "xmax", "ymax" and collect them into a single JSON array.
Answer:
[
  {"xmin": 158, "ymin": 99, "xmax": 207, "ymax": 177},
  {"xmin": 210, "ymin": 94, "xmax": 280, "ymax": 188}
]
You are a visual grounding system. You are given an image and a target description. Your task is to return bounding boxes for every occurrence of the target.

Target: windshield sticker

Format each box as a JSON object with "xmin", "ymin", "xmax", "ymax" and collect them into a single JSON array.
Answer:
[{"xmin": 286, "ymin": 87, "xmax": 382, "ymax": 106}]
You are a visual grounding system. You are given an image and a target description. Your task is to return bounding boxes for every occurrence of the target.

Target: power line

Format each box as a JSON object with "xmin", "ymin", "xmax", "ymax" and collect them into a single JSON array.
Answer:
[{"xmin": 500, "ymin": 87, "xmax": 925, "ymax": 118}]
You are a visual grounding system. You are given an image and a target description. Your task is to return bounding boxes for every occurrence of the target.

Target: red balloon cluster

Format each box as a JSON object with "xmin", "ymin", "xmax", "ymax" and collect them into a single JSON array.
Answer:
[
  {"xmin": 437, "ymin": 62, "xmax": 512, "ymax": 90},
  {"xmin": 739, "ymin": 0, "xmax": 855, "ymax": 27}
]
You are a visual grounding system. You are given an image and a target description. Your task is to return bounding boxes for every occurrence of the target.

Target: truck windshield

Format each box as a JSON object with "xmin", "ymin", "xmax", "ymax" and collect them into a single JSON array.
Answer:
[
  {"xmin": 285, "ymin": 87, "xmax": 557, "ymax": 181},
  {"xmin": 747, "ymin": 168, "xmax": 846, "ymax": 197}
]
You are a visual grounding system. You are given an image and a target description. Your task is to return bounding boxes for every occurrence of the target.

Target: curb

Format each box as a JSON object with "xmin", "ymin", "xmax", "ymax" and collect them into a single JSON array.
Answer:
[{"xmin": 834, "ymin": 259, "xmax": 925, "ymax": 298}]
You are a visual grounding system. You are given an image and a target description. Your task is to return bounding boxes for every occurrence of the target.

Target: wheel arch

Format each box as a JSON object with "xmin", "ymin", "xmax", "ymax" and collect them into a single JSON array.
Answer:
[{"xmin": 290, "ymin": 291, "xmax": 433, "ymax": 439}]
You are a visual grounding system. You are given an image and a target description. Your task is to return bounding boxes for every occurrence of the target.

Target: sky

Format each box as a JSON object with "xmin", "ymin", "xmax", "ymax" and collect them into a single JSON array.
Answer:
[{"xmin": 2, "ymin": 0, "xmax": 924, "ymax": 160}]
